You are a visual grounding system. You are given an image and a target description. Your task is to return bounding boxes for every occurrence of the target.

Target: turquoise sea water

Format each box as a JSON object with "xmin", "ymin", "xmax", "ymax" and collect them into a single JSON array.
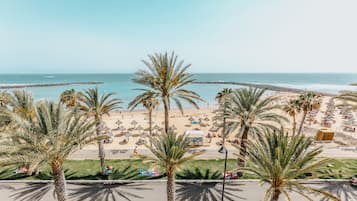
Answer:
[{"xmin": 0, "ymin": 73, "xmax": 356, "ymax": 108}]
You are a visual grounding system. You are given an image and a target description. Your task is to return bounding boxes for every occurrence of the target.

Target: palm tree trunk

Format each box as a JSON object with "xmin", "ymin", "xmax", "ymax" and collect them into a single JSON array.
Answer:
[
  {"xmin": 51, "ymin": 160, "xmax": 67, "ymax": 201},
  {"xmin": 270, "ymin": 189, "xmax": 281, "ymax": 201},
  {"xmin": 96, "ymin": 119, "xmax": 106, "ymax": 175},
  {"xmin": 292, "ymin": 115, "xmax": 296, "ymax": 136},
  {"xmin": 34, "ymin": 167, "xmax": 40, "ymax": 175},
  {"xmin": 237, "ymin": 126, "xmax": 249, "ymax": 177},
  {"xmin": 149, "ymin": 109, "xmax": 152, "ymax": 147},
  {"xmin": 222, "ymin": 104, "xmax": 227, "ymax": 145},
  {"xmin": 167, "ymin": 172, "xmax": 176, "ymax": 201},
  {"xmin": 163, "ymin": 97, "xmax": 169, "ymax": 133},
  {"xmin": 297, "ymin": 111, "xmax": 307, "ymax": 135}
]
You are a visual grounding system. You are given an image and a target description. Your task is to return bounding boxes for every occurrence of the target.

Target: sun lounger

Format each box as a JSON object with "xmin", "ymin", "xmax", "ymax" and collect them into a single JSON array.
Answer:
[{"xmin": 119, "ymin": 139, "xmax": 129, "ymax": 145}]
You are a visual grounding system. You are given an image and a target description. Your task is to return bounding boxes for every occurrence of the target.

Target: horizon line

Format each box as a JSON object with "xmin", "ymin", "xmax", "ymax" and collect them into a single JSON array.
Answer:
[{"xmin": 1, "ymin": 72, "xmax": 357, "ymax": 75}]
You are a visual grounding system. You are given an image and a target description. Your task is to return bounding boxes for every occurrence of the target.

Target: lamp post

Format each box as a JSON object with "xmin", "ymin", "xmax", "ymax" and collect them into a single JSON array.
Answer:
[{"xmin": 218, "ymin": 146, "xmax": 228, "ymax": 201}]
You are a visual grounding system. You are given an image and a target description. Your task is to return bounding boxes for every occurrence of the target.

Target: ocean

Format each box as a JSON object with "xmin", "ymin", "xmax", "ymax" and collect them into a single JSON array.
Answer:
[{"xmin": 0, "ymin": 73, "xmax": 356, "ymax": 108}]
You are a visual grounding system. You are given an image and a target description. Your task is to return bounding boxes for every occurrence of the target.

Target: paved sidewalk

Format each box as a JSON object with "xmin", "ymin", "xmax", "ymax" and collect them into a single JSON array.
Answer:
[{"xmin": 0, "ymin": 180, "xmax": 356, "ymax": 201}]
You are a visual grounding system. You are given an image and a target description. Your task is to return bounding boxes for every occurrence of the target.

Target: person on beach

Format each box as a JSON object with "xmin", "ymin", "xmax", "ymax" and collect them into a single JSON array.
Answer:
[
  {"xmin": 133, "ymin": 146, "xmax": 138, "ymax": 155},
  {"xmin": 105, "ymin": 165, "xmax": 113, "ymax": 175}
]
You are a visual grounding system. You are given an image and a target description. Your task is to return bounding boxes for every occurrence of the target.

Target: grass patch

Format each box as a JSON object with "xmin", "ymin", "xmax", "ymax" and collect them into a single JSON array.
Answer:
[{"xmin": 1, "ymin": 158, "xmax": 356, "ymax": 180}]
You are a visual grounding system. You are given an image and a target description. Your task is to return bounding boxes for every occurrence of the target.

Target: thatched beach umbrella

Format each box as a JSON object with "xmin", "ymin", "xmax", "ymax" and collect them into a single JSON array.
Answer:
[
  {"xmin": 136, "ymin": 125, "xmax": 144, "ymax": 131},
  {"xmin": 169, "ymin": 125, "xmax": 177, "ymax": 130},
  {"xmin": 115, "ymin": 120, "xmax": 123, "ymax": 128},
  {"xmin": 131, "ymin": 120, "xmax": 138, "ymax": 128},
  {"xmin": 141, "ymin": 132, "xmax": 148, "ymax": 138}
]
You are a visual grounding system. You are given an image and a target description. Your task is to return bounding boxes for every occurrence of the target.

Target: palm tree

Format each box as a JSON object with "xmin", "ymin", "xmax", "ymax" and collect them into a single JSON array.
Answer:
[
  {"xmin": 8, "ymin": 90, "xmax": 36, "ymax": 121},
  {"xmin": 225, "ymin": 88, "xmax": 287, "ymax": 173},
  {"xmin": 141, "ymin": 132, "xmax": 200, "ymax": 201},
  {"xmin": 0, "ymin": 91, "xmax": 11, "ymax": 108},
  {"xmin": 335, "ymin": 91, "xmax": 357, "ymax": 110},
  {"xmin": 0, "ymin": 91, "xmax": 11, "ymax": 129},
  {"xmin": 296, "ymin": 92, "xmax": 321, "ymax": 135},
  {"xmin": 242, "ymin": 129, "xmax": 340, "ymax": 201},
  {"xmin": 80, "ymin": 87, "xmax": 122, "ymax": 175},
  {"xmin": 132, "ymin": 52, "xmax": 202, "ymax": 133},
  {"xmin": 128, "ymin": 91, "xmax": 159, "ymax": 146},
  {"xmin": 0, "ymin": 101, "xmax": 101, "ymax": 201},
  {"xmin": 282, "ymin": 98, "xmax": 301, "ymax": 135},
  {"xmin": 215, "ymin": 88, "xmax": 232, "ymax": 145},
  {"xmin": 59, "ymin": 89, "xmax": 83, "ymax": 110}
]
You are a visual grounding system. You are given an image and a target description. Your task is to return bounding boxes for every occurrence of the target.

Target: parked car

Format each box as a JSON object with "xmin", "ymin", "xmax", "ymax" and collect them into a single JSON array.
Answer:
[{"xmin": 351, "ymin": 175, "xmax": 357, "ymax": 186}]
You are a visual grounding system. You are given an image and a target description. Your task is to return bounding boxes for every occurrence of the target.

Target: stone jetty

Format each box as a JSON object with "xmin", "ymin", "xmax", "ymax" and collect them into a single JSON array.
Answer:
[{"xmin": 0, "ymin": 81, "xmax": 104, "ymax": 89}]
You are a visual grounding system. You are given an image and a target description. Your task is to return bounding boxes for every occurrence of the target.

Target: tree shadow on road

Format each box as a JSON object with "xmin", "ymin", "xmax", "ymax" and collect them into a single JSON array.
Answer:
[
  {"xmin": 318, "ymin": 181, "xmax": 357, "ymax": 201},
  {"xmin": 0, "ymin": 183, "xmax": 15, "ymax": 191},
  {"xmin": 176, "ymin": 181, "xmax": 246, "ymax": 201},
  {"xmin": 10, "ymin": 182, "xmax": 54, "ymax": 201},
  {"xmin": 69, "ymin": 182, "xmax": 152, "ymax": 201}
]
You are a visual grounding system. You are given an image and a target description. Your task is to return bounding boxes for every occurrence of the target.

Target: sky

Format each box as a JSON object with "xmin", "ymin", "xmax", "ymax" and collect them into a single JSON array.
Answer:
[{"xmin": 0, "ymin": 0, "xmax": 357, "ymax": 73}]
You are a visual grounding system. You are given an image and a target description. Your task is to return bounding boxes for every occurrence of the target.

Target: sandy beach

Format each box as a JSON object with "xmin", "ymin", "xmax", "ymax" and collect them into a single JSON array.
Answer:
[{"xmin": 69, "ymin": 92, "xmax": 357, "ymax": 160}]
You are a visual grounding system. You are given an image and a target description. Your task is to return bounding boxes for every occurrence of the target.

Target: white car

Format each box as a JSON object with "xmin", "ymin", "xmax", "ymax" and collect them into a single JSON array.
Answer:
[{"xmin": 351, "ymin": 175, "xmax": 357, "ymax": 186}]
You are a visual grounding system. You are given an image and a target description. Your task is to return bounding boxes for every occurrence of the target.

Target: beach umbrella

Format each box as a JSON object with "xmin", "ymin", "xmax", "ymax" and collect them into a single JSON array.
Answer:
[
  {"xmin": 136, "ymin": 125, "xmax": 144, "ymax": 131},
  {"xmin": 141, "ymin": 132, "xmax": 148, "ymax": 138},
  {"xmin": 116, "ymin": 120, "xmax": 123, "ymax": 127},
  {"xmin": 131, "ymin": 120, "xmax": 138, "ymax": 127}
]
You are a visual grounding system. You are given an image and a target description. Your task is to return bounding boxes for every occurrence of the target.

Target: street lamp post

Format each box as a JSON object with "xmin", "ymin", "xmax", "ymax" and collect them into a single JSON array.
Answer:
[{"xmin": 218, "ymin": 146, "xmax": 228, "ymax": 201}]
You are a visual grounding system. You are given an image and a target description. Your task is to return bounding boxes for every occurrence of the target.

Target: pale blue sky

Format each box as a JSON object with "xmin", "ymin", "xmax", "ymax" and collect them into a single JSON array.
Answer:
[{"xmin": 1, "ymin": 0, "xmax": 357, "ymax": 73}]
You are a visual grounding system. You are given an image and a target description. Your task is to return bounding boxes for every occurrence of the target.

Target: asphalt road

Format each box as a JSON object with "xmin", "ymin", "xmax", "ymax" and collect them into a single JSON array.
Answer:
[{"xmin": 0, "ymin": 180, "xmax": 356, "ymax": 201}]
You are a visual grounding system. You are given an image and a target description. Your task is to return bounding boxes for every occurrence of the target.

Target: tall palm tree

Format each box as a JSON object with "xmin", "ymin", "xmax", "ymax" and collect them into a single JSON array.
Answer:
[
  {"xmin": 0, "ymin": 91, "xmax": 11, "ymax": 129},
  {"xmin": 335, "ymin": 91, "xmax": 357, "ymax": 110},
  {"xmin": 132, "ymin": 52, "xmax": 202, "ymax": 133},
  {"xmin": 215, "ymin": 88, "xmax": 232, "ymax": 145},
  {"xmin": 282, "ymin": 98, "xmax": 301, "ymax": 135},
  {"xmin": 242, "ymin": 129, "xmax": 340, "ymax": 201},
  {"xmin": 226, "ymin": 88, "xmax": 287, "ymax": 173},
  {"xmin": 59, "ymin": 89, "xmax": 83, "ymax": 111},
  {"xmin": 128, "ymin": 91, "xmax": 159, "ymax": 146},
  {"xmin": 0, "ymin": 101, "xmax": 101, "ymax": 201},
  {"xmin": 9, "ymin": 90, "xmax": 36, "ymax": 121},
  {"xmin": 141, "ymin": 132, "xmax": 200, "ymax": 201},
  {"xmin": 0, "ymin": 91, "xmax": 11, "ymax": 108},
  {"xmin": 296, "ymin": 92, "xmax": 321, "ymax": 135},
  {"xmin": 80, "ymin": 87, "xmax": 122, "ymax": 175}
]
